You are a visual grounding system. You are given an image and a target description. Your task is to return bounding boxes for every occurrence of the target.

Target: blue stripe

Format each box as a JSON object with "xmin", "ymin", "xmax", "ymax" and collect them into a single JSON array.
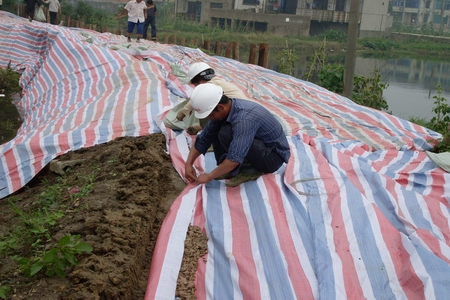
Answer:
[
  {"xmin": 245, "ymin": 183, "xmax": 295, "ymax": 300},
  {"xmin": 204, "ymin": 180, "xmax": 234, "ymax": 298}
]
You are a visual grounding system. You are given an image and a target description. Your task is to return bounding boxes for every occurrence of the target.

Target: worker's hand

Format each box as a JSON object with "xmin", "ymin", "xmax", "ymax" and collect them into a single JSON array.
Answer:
[
  {"xmin": 176, "ymin": 111, "xmax": 186, "ymax": 121},
  {"xmin": 195, "ymin": 173, "xmax": 212, "ymax": 185},
  {"xmin": 184, "ymin": 164, "xmax": 197, "ymax": 183}
]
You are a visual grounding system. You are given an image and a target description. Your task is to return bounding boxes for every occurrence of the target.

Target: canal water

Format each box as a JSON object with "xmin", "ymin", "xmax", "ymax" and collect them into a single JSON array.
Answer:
[{"xmin": 263, "ymin": 52, "xmax": 450, "ymax": 121}]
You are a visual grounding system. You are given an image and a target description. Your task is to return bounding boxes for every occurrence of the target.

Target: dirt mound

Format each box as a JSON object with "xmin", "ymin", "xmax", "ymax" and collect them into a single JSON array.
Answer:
[{"xmin": 0, "ymin": 134, "xmax": 207, "ymax": 299}]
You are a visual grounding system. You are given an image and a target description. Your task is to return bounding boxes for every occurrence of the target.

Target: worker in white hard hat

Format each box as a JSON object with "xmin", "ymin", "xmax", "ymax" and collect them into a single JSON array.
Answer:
[
  {"xmin": 163, "ymin": 62, "xmax": 246, "ymax": 134},
  {"xmin": 184, "ymin": 83, "xmax": 291, "ymax": 187}
]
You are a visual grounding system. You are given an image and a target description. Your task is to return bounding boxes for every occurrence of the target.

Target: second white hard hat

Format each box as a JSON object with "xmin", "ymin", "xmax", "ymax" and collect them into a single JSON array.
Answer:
[
  {"xmin": 188, "ymin": 62, "xmax": 212, "ymax": 83},
  {"xmin": 190, "ymin": 83, "xmax": 223, "ymax": 119}
]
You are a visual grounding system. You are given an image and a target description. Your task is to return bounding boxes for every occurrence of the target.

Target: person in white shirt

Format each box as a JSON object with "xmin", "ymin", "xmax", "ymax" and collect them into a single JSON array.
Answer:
[
  {"xmin": 116, "ymin": 0, "xmax": 147, "ymax": 43},
  {"xmin": 163, "ymin": 62, "xmax": 247, "ymax": 134},
  {"xmin": 42, "ymin": 0, "xmax": 61, "ymax": 25}
]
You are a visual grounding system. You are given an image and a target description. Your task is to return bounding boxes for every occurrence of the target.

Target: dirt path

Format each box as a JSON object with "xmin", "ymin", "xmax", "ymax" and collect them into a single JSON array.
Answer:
[{"xmin": 0, "ymin": 134, "xmax": 207, "ymax": 299}]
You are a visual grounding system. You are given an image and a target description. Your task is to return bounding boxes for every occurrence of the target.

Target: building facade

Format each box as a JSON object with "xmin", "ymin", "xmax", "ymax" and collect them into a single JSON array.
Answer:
[
  {"xmin": 175, "ymin": 0, "xmax": 393, "ymax": 37},
  {"xmin": 391, "ymin": 0, "xmax": 450, "ymax": 28}
]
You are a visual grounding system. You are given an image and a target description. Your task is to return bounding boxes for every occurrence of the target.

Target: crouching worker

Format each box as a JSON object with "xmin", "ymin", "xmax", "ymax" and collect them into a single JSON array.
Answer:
[{"xmin": 184, "ymin": 83, "xmax": 291, "ymax": 187}]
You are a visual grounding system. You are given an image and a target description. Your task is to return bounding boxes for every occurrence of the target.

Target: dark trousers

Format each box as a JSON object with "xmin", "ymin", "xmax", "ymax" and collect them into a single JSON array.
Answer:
[
  {"xmin": 143, "ymin": 17, "xmax": 156, "ymax": 39},
  {"xmin": 26, "ymin": 0, "xmax": 37, "ymax": 19},
  {"xmin": 212, "ymin": 123, "xmax": 284, "ymax": 174},
  {"xmin": 49, "ymin": 12, "xmax": 57, "ymax": 25}
]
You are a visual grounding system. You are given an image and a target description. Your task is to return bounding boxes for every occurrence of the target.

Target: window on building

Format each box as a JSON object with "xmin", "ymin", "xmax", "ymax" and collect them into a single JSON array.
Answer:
[
  {"xmin": 243, "ymin": 0, "xmax": 258, "ymax": 5},
  {"xmin": 210, "ymin": 2, "xmax": 223, "ymax": 8}
]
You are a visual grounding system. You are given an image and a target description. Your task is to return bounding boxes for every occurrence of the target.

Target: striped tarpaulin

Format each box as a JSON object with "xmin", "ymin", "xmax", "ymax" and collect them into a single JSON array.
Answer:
[{"xmin": 1, "ymin": 11, "xmax": 450, "ymax": 300}]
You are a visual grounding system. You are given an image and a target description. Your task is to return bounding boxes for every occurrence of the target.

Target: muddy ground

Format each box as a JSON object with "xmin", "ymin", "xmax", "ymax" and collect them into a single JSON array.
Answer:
[{"xmin": 0, "ymin": 134, "xmax": 208, "ymax": 299}]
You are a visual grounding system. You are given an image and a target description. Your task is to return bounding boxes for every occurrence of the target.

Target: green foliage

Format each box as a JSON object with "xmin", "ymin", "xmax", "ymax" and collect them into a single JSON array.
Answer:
[
  {"xmin": 0, "ymin": 172, "xmax": 96, "ymax": 255},
  {"xmin": 433, "ymin": 137, "xmax": 450, "ymax": 153},
  {"xmin": 361, "ymin": 39, "xmax": 400, "ymax": 51},
  {"xmin": 429, "ymin": 83, "xmax": 450, "ymax": 134},
  {"xmin": 318, "ymin": 64, "xmax": 344, "ymax": 94},
  {"xmin": 409, "ymin": 84, "xmax": 450, "ymax": 153},
  {"xmin": 0, "ymin": 286, "xmax": 10, "ymax": 300},
  {"xmin": 0, "ymin": 62, "xmax": 21, "ymax": 105},
  {"xmin": 303, "ymin": 38, "xmax": 327, "ymax": 81},
  {"xmin": 8, "ymin": 198, "xmax": 65, "ymax": 239},
  {"xmin": 352, "ymin": 69, "xmax": 389, "ymax": 111},
  {"xmin": 420, "ymin": 22, "xmax": 438, "ymax": 36},
  {"xmin": 307, "ymin": 60, "xmax": 389, "ymax": 111},
  {"xmin": 60, "ymin": 0, "xmax": 118, "ymax": 30},
  {"xmin": 277, "ymin": 41, "xmax": 298, "ymax": 76},
  {"xmin": 318, "ymin": 29, "xmax": 347, "ymax": 43},
  {"xmin": 17, "ymin": 234, "xmax": 93, "ymax": 277}
]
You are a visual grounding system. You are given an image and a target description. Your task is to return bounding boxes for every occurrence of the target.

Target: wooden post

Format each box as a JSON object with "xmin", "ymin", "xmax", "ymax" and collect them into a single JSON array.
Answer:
[
  {"xmin": 225, "ymin": 42, "xmax": 233, "ymax": 58},
  {"xmin": 180, "ymin": 37, "xmax": 186, "ymax": 46},
  {"xmin": 169, "ymin": 35, "xmax": 177, "ymax": 44},
  {"xmin": 215, "ymin": 42, "xmax": 222, "ymax": 55},
  {"xmin": 258, "ymin": 43, "xmax": 269, "ymax": 68},
  {"xmin": 163, "ymin": 34, "xmax": 169, "ymax": 43},
  {"xmin": 203, "ymin": 40, "xmax": 211, "ymax": 51},
  {"xmin": 232, "ymin": 41, "xmax": 239, "ymax": 60},
  {"xmin": 190, "ymin": 39, "xmax": 198, "ymax": 47},
  {"xmin": 249, "ymin": 44, "xmax": 257, "ymax": 64},
  {"xmin": 343, "ymin": 0, "xmax": 360, "ymax": 98}
]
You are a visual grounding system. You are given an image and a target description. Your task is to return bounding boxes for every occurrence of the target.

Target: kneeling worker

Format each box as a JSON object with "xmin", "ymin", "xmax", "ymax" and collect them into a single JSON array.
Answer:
[{"xmin": 184, "ymin": 83, "xmax": 291, "ymax": 187}]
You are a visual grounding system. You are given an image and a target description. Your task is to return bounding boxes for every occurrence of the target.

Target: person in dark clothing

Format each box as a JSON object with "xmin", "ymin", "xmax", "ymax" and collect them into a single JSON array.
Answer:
[
  {"xmin": 143, "ymin": 0, "xmax": 157, "ymax": 40},
  {"xmin": 185, "ymin": 83, "xmax": 291, "ymax": 187},
  {"xmin": 26, "ymin": 0, "xmax": 38, "ymax": 21}
]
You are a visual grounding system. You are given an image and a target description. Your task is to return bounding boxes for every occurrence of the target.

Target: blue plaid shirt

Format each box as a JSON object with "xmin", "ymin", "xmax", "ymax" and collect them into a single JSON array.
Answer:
[{"xmin": 195, "ymin": 98, "xmax": 290, "ymax": 166}]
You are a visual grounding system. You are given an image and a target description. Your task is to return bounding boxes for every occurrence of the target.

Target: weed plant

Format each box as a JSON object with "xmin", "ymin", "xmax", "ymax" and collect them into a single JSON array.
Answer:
[
  {"xmin": 277, "ymin": 41, "xmax": 298, "ymax": 76},
  {"xmin": 17, "ymin": 234, "xmax": 92, "ymax": 278},
  {"xmin": 0, "ymin": 63, "xmax": 22, "ymax": 144},
  {"xmin": 0, "ymin": 286, "xmax": 10, "ymax": 300},
  {"xmin": 0, "ymin": 168, "xmax": 97, "ymax": 278},
  {"xmin": 318, "ymin": 29, "xmax": 347, "ymax": 43}
]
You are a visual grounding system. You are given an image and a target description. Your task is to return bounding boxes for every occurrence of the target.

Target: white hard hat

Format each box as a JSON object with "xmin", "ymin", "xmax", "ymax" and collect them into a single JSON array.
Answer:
[
  {"xmin": 190, "ymin": 83, "xmax": 223, "ymax": 119},
  {"xmin": 188, "ymin": 62, "xmax": 212, "ymax": 83}
]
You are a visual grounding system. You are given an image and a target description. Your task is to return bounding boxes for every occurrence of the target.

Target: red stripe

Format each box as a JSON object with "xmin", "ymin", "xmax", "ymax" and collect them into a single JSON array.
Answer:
[
  {"xmin": 321, "ymin": 151, "xmax": 366, "ymax": 299},
  {"xmin": 373, "ymin": 204, "xmax": 425, "ymax": 299},
  {"xmin": 227, "ymin": 186, "xmax": 262, "ymax": 299},
  {"xmin": 263, "ymin": 174, "xmax": 315, "ymax": 299}
]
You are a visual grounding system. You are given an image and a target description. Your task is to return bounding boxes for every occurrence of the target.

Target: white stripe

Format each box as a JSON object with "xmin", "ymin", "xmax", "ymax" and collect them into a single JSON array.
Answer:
[{"xmin": 153, "ymin": 186, "xmax": 199, "ymax": 299}]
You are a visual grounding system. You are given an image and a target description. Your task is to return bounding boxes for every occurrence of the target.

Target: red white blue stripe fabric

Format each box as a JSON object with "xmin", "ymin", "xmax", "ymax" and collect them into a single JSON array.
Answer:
[{"xmin": 1, "ymin": 12, "xmax": 449, "ymax": 300}]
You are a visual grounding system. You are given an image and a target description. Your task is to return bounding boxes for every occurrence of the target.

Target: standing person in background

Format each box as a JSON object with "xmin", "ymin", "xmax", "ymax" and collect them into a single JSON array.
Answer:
[
  {"xmin": 115, "ymin": 0, "xmax": 147, "ymax": 43},
  {"xmin": 26, "ymin": 0, "xmax": 38, "ymax": 21},
  {"xmin": 43, "ymin": 0, "xmax": 61, "ymax": 25},
  {"xmin": 143, "ymin": 0, "xmax": 157, "ymax": 41}
]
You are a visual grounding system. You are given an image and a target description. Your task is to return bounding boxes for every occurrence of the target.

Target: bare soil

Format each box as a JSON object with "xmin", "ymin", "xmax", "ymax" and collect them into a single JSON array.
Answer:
[{"xmin": 0, "ymin": 134, "xmax": 207, "ymax": 299}]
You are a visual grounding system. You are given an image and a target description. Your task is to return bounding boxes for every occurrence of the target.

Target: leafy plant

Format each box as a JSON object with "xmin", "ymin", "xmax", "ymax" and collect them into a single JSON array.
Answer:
[
  {"xmin": 318, "ymin": 64, "xmax": 344, "ymax": 94},
  {"xmin": 0, "ymin": 62, "xmax": 22, "ymax": 143},
  {"xmin": 318, "ymin": 29, "xmax": 347, "ymax": 43},
  {"xmin": 360, "ymin": 39, "xmax": 400, "ymax": 51},
  {"xmin": 17, "ymin": 234, "xmax": 93, "ymax": 277},
  {"xmin": 277, "ymin": 41, "xmax": 298, "ymax": 76},
  {"xmin": 352, "ymin": 69, "xmax": 389, "ymax": 111},
  {"xmin": 0, "ymin": 285, "xmax": 10, "ymax": 300},
  {"xmin": 303, "ymin": 38, "xmax": 327, "ymax": 81},
  {"xmin": 429, "ymin": 83, "xmax": 450, "ymax": 134}
]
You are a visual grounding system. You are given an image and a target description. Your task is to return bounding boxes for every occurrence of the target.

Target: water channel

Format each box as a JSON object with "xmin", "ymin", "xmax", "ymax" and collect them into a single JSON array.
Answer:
[{"xmin": 264, "ymin": 52, "xmax": 450, "ymax": 121}]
